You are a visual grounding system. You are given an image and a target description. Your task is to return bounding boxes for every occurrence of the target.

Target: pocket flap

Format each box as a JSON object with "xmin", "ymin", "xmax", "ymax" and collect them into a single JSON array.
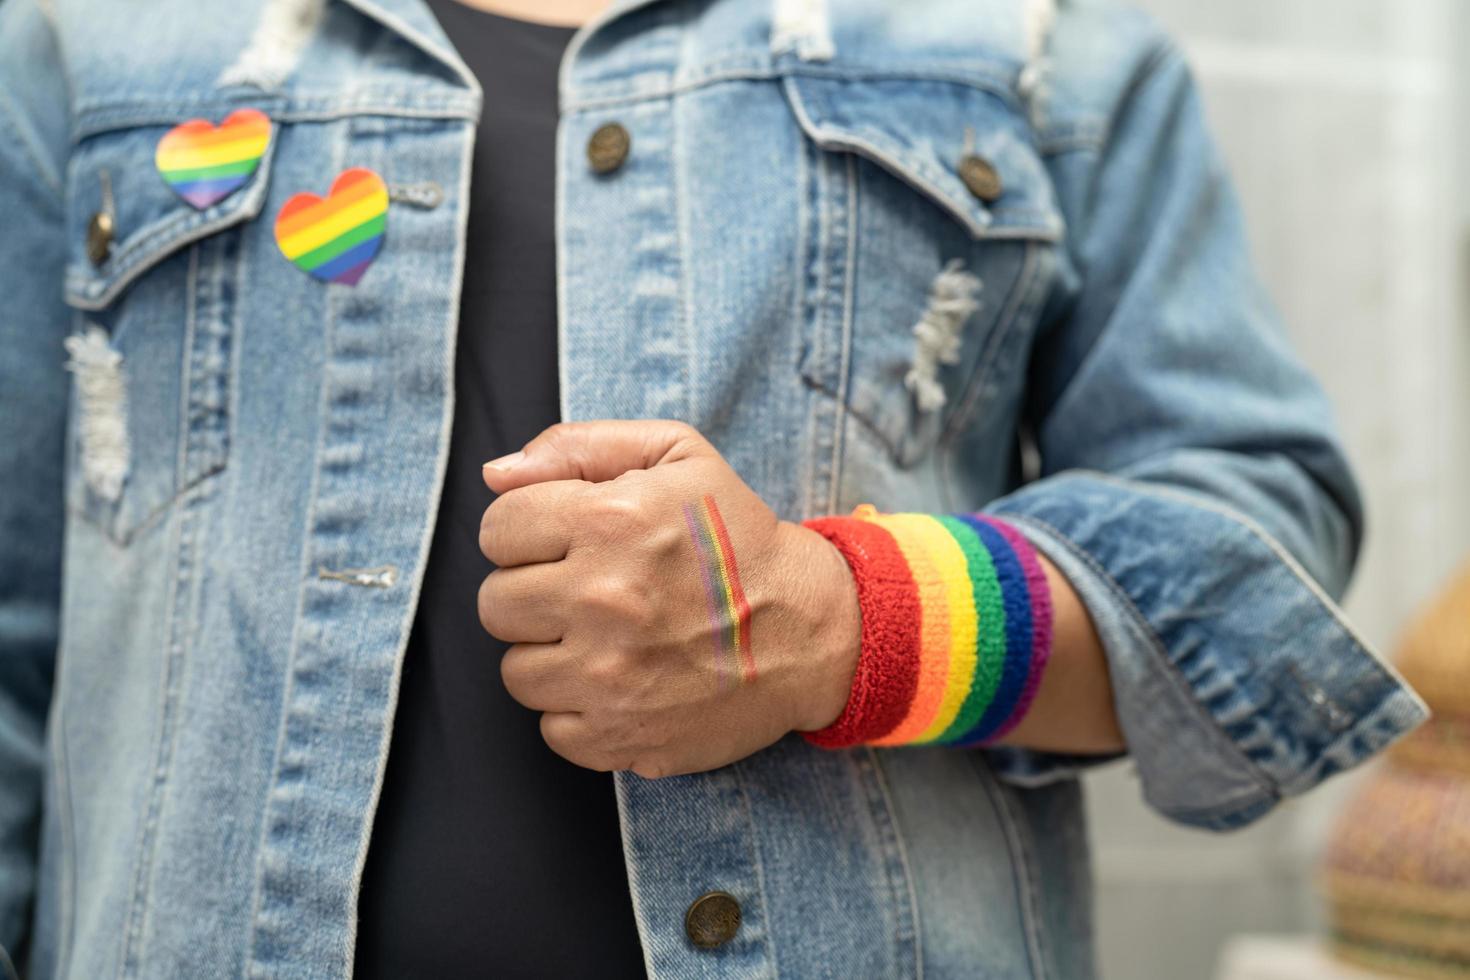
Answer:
[
  {"xmin": 63, "ymin": 114, "xmax": 277, "ymax": 311},
  {"xmin": 781, "ymin": 73, "xmax": 1063, "ymax": 242}
]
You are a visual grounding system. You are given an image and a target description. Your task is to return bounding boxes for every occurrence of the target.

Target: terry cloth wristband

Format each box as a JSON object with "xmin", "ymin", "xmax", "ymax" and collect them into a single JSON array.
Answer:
[{"xmin": 798, "ymin": 504, "xmax": 1054, "ymax": 749}]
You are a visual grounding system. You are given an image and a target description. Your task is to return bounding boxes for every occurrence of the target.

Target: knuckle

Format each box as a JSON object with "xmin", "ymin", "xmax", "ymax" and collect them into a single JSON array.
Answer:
[
  {"xmin": 538, "ymin": 712, "xmax": 572, "ymax": 754},
  {"xmin": 584, "ymin": 652, "xmax": 628, "ymax": 692},
  {"xmin": 538, "ymin": 714, "xmax": 613, "ymax": 772},
  {"xmin": 631, "ymin": 757, "xmax": 667, "ymax": 780},
  {"xmin": 476, "ymin": 575, "xmax": 498, "ymax": 633},
  {"xmin": 593, "ymin": 491, "xmax": 645, "ymax": 527},
  {"xmin": 481, "ymin": 488, "xmax": 529, "ymax": 563},
  {"xmin": 499, "ymin": 648, "xmax": 527, "ymax": 697},
  {"xmin": 649, "ymin": 520, "xmax": 684, "ymax": 560},
  {"xmin": 584, "ymin": 574, "xmax": 650, "ymax": 625}
]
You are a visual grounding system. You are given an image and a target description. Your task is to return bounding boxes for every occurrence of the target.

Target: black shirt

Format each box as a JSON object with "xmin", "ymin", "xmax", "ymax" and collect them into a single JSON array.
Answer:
[{"xmin": 354, "ymin": 4, "xmax": 646, "ymax": 976}]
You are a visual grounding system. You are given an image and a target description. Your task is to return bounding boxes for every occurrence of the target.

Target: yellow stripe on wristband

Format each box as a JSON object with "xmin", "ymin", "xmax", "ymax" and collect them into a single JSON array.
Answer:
[
  {"xmin": 854, "ymin": 511, "xmax": 981, "ymax": 745},
  {"xmin": 858, "ymin": 513, "xmax": 950, "ymax": 744}
]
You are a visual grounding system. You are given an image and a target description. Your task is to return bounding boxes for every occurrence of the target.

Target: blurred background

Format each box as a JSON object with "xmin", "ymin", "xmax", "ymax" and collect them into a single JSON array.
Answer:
[{"xmin": 1085, "ymin": 1, "xmax": 1470, "ymax": 977}]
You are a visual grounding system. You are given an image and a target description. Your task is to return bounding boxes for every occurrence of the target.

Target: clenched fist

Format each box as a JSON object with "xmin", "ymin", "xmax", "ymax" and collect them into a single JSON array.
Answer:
[{"xmin": 478, "ymin": 419, "xmax": 861, "ymax": 779}]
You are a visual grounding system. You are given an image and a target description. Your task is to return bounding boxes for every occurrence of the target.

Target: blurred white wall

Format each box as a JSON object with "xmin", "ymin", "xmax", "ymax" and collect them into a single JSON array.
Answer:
[{"xmin": 1083, "ymin": 2, "xmax": 1470, "ymax": 978}]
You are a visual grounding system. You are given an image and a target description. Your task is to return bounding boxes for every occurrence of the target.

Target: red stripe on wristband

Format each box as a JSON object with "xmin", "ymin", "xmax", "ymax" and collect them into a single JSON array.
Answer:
[{"xmin": 798, "ymin": 516, "xmax": 922, "ymax": 748}]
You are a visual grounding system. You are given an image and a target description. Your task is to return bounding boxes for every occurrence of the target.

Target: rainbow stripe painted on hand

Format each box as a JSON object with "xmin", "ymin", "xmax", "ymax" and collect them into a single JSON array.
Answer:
[
  {"xmin": 797, "ymin": 504, "xmax": 1053, "ymax": 749},
  {"xmin": 155, "ymin": 108, "xmax": 271, "ymax": 210},
  {"xmin": 683, "ymin": 494, "xmax": 756, "ymax": 691},
  {"xmin": 273, "ymin": 167, "xmax": 388, "ymax": 285}
]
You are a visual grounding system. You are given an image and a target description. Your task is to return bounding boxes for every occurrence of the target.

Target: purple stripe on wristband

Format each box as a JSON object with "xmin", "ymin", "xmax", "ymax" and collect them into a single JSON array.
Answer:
[{"xmin": 960, "ymin": 516, "xmax": 1053, "ymax": 745}]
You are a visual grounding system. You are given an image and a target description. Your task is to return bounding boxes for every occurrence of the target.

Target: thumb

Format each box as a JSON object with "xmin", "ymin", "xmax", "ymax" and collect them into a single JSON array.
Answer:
[{"xmin": 482, "ymin": 419, "xmax": 710, "ymax": 493}]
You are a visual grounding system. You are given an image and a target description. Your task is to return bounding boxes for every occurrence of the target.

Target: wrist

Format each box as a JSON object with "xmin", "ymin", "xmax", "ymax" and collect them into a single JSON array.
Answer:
[
  {"xmin": 793, "ymin": 505, "xmax": 1054, "ymax": 750},
  {"xmin": 779, "ymin": 520, "xmax": 863, "ymax": 733}
]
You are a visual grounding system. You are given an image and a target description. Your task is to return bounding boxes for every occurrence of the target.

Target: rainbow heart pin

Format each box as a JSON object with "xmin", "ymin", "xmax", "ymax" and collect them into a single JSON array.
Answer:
[
  {"xmin": 273, "ymin": 168, "xmax": 388, "ymax": 286},
  {"xmin": 155, "ymin": 108, "xmax": 271, "ymax": 210}
]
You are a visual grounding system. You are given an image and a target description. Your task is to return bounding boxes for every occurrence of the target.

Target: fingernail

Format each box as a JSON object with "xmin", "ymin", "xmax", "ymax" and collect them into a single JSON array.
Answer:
[{"xmin": 483, "ymin": 450, "xmax": 525, "ymax": 473}]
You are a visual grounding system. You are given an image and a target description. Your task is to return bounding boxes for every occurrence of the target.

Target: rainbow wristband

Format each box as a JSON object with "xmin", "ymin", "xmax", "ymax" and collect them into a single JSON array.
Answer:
[{"xmin": 798, "ymin": 504, "xmax": 1054, "ymax": 749}]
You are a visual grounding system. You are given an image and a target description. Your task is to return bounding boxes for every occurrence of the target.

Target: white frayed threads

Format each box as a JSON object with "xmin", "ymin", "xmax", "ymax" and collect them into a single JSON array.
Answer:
[
  {"xmin": 63, "ymin": 326, "xmax": 130, "ymax": 502},
  {"xmin": 1021, "ymin": 0, "xmax": 1057, "ymax": 63},
  {"xmin": 218, "ymin": 0, "xmax": 326, "ymax": 90},
  {"xmin": 771, "ymin": 0, "xmax": 834, "ymax": 62},
  {"xmin": 904, "ymin": 259, "xmax": 982, "ymax": 413},
  {"xmin": 1018, "ymin": 0, "xmax": 1058, "ymax": 125}
]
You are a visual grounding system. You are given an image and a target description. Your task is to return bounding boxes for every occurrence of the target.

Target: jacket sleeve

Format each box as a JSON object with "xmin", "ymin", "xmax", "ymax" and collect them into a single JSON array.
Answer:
[
  {"xmin": 976, "ymin": 33, "xmax": 1429, "ymax": 830},
  {"xmin": 0, "ymin": 2, "xmax": 71, "ymax": 969}
]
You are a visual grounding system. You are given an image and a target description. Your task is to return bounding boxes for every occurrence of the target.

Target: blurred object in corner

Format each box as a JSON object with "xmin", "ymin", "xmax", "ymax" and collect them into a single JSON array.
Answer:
[{"xmin": 1319, "ymin": 560, "xmax": 1470, "ymax": 979}]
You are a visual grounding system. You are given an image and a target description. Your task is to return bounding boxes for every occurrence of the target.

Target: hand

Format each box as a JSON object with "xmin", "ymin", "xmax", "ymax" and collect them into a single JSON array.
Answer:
[{"xmin": 478, "ymin": 420, "xmax": 861, "ymax": 779}]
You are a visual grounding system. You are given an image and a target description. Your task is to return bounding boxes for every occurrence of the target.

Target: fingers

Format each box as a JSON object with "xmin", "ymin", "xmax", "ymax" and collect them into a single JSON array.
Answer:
[
  {"xmin": 478, "ymin": 564, "xmax": 567, "ymax": 644},
  {"xmin": 481, "ymin": 419, "xmax": 709, "ymax": 494},
  {"xmin": 539, "ymin": 712, "xmax": 631, "ymax": 772},
  {"xmin": 500, "ymin": 642, "xmax": 589, "ymax": 713},
  {"xmin": 480, "ymin": 480, "xmax": 586, "ymax": 567}
]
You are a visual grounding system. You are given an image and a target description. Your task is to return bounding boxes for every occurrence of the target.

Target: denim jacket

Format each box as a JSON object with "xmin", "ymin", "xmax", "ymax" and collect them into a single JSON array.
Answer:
[{"xmin": 0, "ymin": 0, "xmax": 1430, "ymax": 976}]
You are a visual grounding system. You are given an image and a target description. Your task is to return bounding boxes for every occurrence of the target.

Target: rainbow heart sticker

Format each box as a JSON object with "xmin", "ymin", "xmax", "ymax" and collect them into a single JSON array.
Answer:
[
  {"xmin": 155, "ymin": 108, "xmax": 271, "ymax": 210},
  {"xmin": 273, "ymin": 168, "xmax": 388, "ymax": 286}
]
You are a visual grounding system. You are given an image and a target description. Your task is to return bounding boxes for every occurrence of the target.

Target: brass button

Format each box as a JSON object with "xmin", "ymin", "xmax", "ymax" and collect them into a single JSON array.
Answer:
[
  {"xmin": 684, "ymin": 890, "xmax": 741, "ymax": 948},
  {"xmin": 958, "ymin": 153, "xmax": 1003, "ymax": 203},
  {"xmin": 86, "ymin": 210, "xmax": 114, "ymax": 266},
  {"xmin": 587, "ymin": 122, "xmax": 631, "ymax": 175}
]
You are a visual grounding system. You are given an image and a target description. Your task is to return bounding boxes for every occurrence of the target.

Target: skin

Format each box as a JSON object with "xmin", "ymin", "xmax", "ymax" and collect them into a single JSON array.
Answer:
[
  {"xmin": 480, "ymin": 420, "xmax": 1125, "ymax": 780},
  {"xmin": 446, "ymin": 0, "xmax": 611, "ymax": 27}
]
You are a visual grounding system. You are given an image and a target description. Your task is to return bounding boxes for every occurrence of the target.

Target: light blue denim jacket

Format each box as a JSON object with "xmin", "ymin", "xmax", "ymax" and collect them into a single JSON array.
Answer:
[{"xmin": 0, "ymin": 0, "xmax": 1430, "ymax": 976}]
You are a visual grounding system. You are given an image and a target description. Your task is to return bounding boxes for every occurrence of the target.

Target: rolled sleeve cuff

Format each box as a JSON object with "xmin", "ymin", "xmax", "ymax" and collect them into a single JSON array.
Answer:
[{"xmin": 976, "ymin": 471, "xmax": 1429, "ymax": 831}]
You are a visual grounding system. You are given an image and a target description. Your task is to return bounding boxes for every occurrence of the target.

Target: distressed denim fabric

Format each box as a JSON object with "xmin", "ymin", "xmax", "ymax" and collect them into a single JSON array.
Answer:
[{"xmin": 0, "ymin": 0, "xmax": 1428, "ymax": 977}]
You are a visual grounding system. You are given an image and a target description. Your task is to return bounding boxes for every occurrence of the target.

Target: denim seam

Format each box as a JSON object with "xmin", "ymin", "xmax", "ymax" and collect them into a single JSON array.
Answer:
[
  {"xmin": 50, "ymin": 690, "xmax": 78, "ymax": 978},
  {"xmin": 1078, "ymin": 470, "xmax": 1416, "ymax": 692},
  {"xmin": 997, "ymin": 783, "xmax": 1051, "ymax": 979},
  {"xmin": 566, "ymin": 61, "xmax": 1029, "ymax": 114},
  {"xmin": 333, "ymin": 117, "xmax": 474, "ymax": 977},
  {"xmin": 803, "ymin": 138, "xmax": 846, "ymax": 516},
  {"xmin": 998, "ymin": 510, "xmax": 1279, "ymax": 801},
  {"xmin": 224, "ymin": 216, "xmax": 250, "ymax": 511},
  {"xmin": 71, "ymin": 96, "xmax": 480, "ymax": 141},
  {"xmin": 63, "ymin": 455, "xmax": 229, "ymax": 547},
  {"xmin": 802, "ymin": 138, "xmax": 836, "ymax": 517},
  {"xmin": 242, "ymin": 126, "xmax": 345, "ymax": 968},
  {"xmin": 610, "ymin": 775, "xmax": 658, "ymax": 979},
  {"xmin": 829, "ymin": 152, "xmax": 858, "ymax": 513},
  {"xmin": 673, "ymin": 65, "xmax": 696, "ymax": 429},
  {"xmin": 971, "ymin": 759, "xmax": 1048, "ymax": 979},
  {"xmin": 730, "ymin": 760, "xmax": 781, "ymax": 977},
  {"xmin": 794, "ymin": 127, "xmax": 817, "ymax": 521},
  {"xmin": 865, "ymin": 748, "xmax": 924, "ymax": 980},
  {"xmin": 174, "ymin": 245, "xmax": 200, "ymax": 491},
  {"xmin": 1279, "ymin": 691, "xmax": 1428, "ymax": 796},
  {"xmin": 337, "ymin": 0, "xmax": 479, "ymax": 94},
  {"xmin": 939, "ymin": 239, "xmax": 1043, "ymax": 448},
  {"xmin": 67, "ymin": 244, "xmax": 236, "ymax": 548},
  {"xmin": 65, "ymin": 135, "xmax": 277, "ymax": 311},
  {"xmin": 783, "ymin": 74, "xmax": 996, "ymax": 242},
  {"xmin": 116, "ymin": 481, "xmax": 203, "ymax": 978},
  {"xmin": 1035, "ymin": 131, "xmax": 1104, "ymax": 156}
]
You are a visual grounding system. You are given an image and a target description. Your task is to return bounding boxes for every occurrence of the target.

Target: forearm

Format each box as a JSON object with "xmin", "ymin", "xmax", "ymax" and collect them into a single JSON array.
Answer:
[{"xmin": 991, "ymin": 550, "xmax": 1123, "ymax": 754}]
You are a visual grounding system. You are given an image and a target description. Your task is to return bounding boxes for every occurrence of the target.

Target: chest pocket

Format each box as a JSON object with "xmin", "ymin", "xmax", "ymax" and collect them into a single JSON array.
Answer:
[
  {"xmin": 782, "ymin": 74, "xmax": 1063, "ymax": 469},
  {"xmin": 61, "ymin": 117, "xmax": 276, "ymax": 545}
]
